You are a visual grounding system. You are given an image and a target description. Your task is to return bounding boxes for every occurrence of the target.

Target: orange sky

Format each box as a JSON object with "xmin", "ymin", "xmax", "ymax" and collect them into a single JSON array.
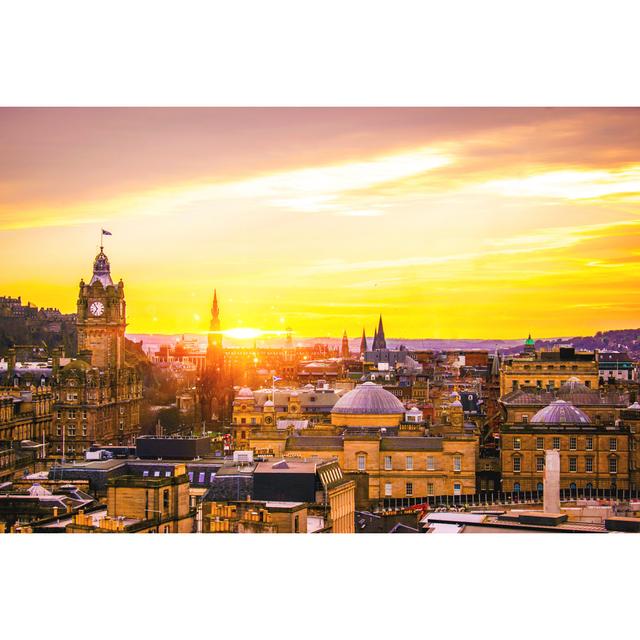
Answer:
[{"xmin": 1, "ymin": 107, "xmax": 639, "ymax": 340}]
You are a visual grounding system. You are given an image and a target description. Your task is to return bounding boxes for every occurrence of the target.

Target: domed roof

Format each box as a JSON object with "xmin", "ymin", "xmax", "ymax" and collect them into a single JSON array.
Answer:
[
  {"xmin": 531, "ymin": 400, "xmax": 591, "ymax": 424},
  {"xmin": 559, "ymin": 377, "xmax": 592, "ymax": 395},
  {"xmin": 236, "ymin": 386, "xmax": 254, "ymax": 399},
  {"xmin": 331, "ymin": 382, "xmax": 405, "ymax": 415},
  {"xmin": 263, "ymin": 399, "xmax": 274, "ymax": 408},
  {"xmin": 64, "ymin": 358, "xmax": 91, "ymax": 371}
]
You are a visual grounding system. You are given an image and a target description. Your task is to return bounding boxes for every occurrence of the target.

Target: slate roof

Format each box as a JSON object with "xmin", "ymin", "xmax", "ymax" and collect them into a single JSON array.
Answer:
[
  {"xmin": 380, "ymin": 437, "xmax": 444, "ymax": 451},
  {"xmin": 285, "ymin": 436, "xmax": 344, "ymax": 451}
]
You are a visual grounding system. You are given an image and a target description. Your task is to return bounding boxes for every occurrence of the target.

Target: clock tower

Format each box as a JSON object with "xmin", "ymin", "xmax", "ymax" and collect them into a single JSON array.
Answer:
[{"xmin": 76, "ymin": 246, "xmax": 126, "ymax": 370}]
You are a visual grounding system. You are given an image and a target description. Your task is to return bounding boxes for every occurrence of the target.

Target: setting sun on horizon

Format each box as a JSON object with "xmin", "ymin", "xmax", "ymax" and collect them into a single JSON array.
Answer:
[{"xmin": 2, "ymin": 107, "xmax": 640, "ymax": 339}]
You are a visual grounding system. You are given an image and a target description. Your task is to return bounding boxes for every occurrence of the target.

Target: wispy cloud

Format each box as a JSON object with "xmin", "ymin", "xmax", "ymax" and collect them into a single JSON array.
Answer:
[{"xmin": 481, "ymin": 166, "xmax": 640, "ymax": 200}]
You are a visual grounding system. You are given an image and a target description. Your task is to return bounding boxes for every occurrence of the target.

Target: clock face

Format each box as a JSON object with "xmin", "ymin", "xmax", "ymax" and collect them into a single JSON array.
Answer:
[{"xmin": 89, "ymin": 301, "xmax": 105, "ymax": 317}]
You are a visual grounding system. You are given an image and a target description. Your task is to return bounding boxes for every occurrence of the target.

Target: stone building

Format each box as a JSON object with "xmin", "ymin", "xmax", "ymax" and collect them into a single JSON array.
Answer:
[
  {"xmin": 231, "ymin": 383, "xmax": 344, "ymax": 448},
  {"xmin": 500, "ymin": 399, "xmax": 630, "ymax": 493},
  {"xmin": 248, "ymin": 382, "xmax": 477, "ymax": 505},
  {"xmin": 49, "ymin": 246, "xmax": 142, "ymax": 459},
  {"xmin": 500, "ymin": 346, "xmax": 599, "ymax": 396},
  {"xmin": 66, "ymin": 465, "xmax": 195, "ymax": 533}
]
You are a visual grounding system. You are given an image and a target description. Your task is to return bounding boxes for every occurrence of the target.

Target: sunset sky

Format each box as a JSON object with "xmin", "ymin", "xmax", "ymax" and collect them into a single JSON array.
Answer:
[{"xmin": 1, "ymin": 107, "xmax": 640, "ymax": 340}]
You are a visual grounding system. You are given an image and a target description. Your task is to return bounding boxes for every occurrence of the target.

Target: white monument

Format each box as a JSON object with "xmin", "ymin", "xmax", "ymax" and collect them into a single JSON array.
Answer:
[{"xmin": 543, "ymin": 449, "xmax": 561, "ymax": 513}]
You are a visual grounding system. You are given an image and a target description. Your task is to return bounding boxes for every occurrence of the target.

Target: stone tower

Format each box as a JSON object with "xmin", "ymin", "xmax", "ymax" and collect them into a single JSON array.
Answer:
[
  {"xmin": 341, "ymin": 330, "xmax": 350, "ymax": 359},
  {"xmin": 76, "ymin": 246, "xmax": 126, "ymax": 370}
]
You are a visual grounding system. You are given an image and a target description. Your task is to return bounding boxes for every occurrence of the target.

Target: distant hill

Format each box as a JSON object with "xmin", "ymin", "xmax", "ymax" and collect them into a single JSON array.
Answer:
[{"xmin": 503, "ymin": 328, "xmax": 640, "ymax": 358}]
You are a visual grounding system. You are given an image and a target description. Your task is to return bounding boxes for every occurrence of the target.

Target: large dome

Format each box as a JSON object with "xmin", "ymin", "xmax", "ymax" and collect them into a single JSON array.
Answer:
[
  {"xmin": 531, "ymin": 400, "xmax": 591, "ymax": 424},
  {"xmin": 332, "ymin": 382, "xmax": 405, "ymax": 415},
  {"xmin": 558, "ymin": 377, "xmax": 593, "ymax": 395}
]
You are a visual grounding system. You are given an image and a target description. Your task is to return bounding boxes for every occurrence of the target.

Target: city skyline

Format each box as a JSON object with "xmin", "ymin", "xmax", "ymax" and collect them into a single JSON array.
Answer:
[{"xmin": 2, "ymin": 107, "xmax": 640, "ymax": 339}]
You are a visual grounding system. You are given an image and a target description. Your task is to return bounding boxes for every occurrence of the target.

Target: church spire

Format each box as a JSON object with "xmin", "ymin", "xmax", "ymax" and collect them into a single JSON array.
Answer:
[
  {"xmin": 359, "ymin": 328, "xmax": 368, "ymax": 356},
  {"xmin": 212, "ymin": 289, "xmax": 219, "ymax": 325},
  {"xmin": 372, "ymin": 315, "xmax": 386, "ymax": 350},
  {"xmin": 207, "ymin": 290, "xmax": 223, "ymax": 370}
]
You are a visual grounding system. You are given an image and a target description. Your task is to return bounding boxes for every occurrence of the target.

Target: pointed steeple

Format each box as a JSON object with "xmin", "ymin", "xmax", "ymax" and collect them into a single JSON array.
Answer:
[
  {"xmin": 490, "ymin": 349, "xmax": 500, "ymax": 377},
  {"xmin": 212, "ymin": 289, "xmax": 219, "ymax": 323},
  {"xmin": 359, "ymin": 328, "xmax": 368, "ymax": 356},
  {"xmin": 372, "ymin": 315, "xmax": 386, "ymax": 350},
  {"xmin": 207, "ymin": 289, "xmax": 223, "ymax": 369},
  {"xmin": 341, "ymin": 330, "xmax": 350, "ymax": 359}
]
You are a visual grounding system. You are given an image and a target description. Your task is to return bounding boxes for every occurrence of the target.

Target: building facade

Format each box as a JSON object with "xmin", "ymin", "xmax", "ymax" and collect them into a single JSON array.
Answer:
[
  {"xmin": 500, "ymin": 399, "xmax": 630, "ymax": 492},
  {"xmin": 50, "ymin": 246, "xmax": 142, "ymax": 459}
]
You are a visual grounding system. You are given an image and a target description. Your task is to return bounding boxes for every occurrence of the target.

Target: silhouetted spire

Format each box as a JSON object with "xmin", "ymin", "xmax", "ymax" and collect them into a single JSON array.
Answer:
[
  {"xmin": 359, "ymin": 328, "xmax": 367, "ymax": 356},
  {"xmin": 207, "ymin": 289, "xmax": 222, "ymax": 369},
  {"xmin": 372, "ymin": 315, "xmax": 386, "ymax": 350},
  {"xmin": 212, "ymin": 289, "xmax": 219, "ymax": 324}
]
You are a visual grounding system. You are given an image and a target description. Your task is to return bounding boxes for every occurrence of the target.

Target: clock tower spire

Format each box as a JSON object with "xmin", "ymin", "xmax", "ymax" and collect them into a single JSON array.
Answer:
[{"xmin": 76, "ymin": 244, "xmax": 126, "ymax": 370}]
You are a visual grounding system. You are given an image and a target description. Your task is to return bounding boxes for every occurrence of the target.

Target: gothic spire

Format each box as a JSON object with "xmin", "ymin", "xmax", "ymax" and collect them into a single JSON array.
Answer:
[
  {"xmin": 359, "ymin": 327, "xmax": 367, "ymax": 355},
  {"xmin": 373, "ymin": 314, "xmax": 386, "ymax": 350}
]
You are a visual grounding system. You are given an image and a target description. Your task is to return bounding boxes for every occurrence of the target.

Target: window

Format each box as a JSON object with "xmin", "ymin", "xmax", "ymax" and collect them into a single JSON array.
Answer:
[
  {"xmin": 569, "ymin": 457, "xmax": 577, "ymax": 472},
  {"xmin": 522, "ymin": 415, "xmax": 529, "ymax": 423},
  {"xmin": 585, "ymin": 457, "xmax": 593, "ymax": 473},
  {"xmin": 609, "ymin": 458, "xmax": 618, "ymax": 474},
  {"xmin": 406, "ymin": 482, "xmax": 413, "ymax": 496},
  {"xmin": 163, "ymin": 489, "xmax": 169, "ymax": 511},
  {"xmin": 188, "ymin": 472, "xmax": 194, "ymax": 482},
  {"xmin": 143, "ymin": 470, "xmax": 149, "ymax": 477},
  {"xmin": 384, "ymin": 455, "xmax": 392, "ymax": 470},
  {"xmin": 427, "ymin": 482, "xmax": 434, "ymax": 496},
  {"xmin": 586, "ymin": 437, "xmax": 593, "ymax": 451},
  {"xmin": 453, "ymin": 483, "xmax": 461, "ymax": 496},
  {"xmin": 165, "ymin": 471, "xmax": 171, "ymax": 477},
  {"xmin": 241, "ymin": 418, "xmax": 246, "ymax": 424},
  {"xmin": 537, "ymin": 482, "xmax": 544, "ymax": 492},
  {"xmin": 453, "ymin": 456, "xmax": 461, "ymax": 472},
  {"xmin": 385, "ymin": 482, "xmax": 392, "ymax": 497},
  {"xmin": 513, "ymin": 482, "xmax": 521, "ymax": 493},
  {"xmin": 536, "ymin": 456, "xmax": 544, "ymax": 472},
  {"xmin": 569, "ymin": 436, "xmax": 577, "ymax": 450},
  {"xmin": 198, "ymin": 472, "xmax": 205, "ymax": 483},
  {"xmin": 513, "ymin": 437, "xmax": 521, "ymax": 450},
  {"xmin": 536, "ymin": 437, "xmax": 544, "ymax": 450},
  {"xmin": 357, "ymin": 454, "xmax": 366, "ymax": 471},
  {"xmin": 553, "ymin": 437, "xmax": 560, "ymax": 450},
  {"xmin": 513, "ymin": 457, "xmax": 521, "ymax": 472},
  {"xmin": 406, "ymin": 456, "xmax": 413, "ymax": 471},
  {"xmin": 609, "ymin": 438, "xmax": 617, "ymax": 451},
  {"xmin": 427, "ymin": 456, "xmax": 435, "ymax": 471},
  {"xmin": 153, "ymin": 471, "xmax": 160, "ymax": 477},
  {"xmin": 210, "ymin": 473, "xmax": 215, "ymax": 483},
  {"xmin": 294, "ymin": 515, "xmax": 300, "ymax": 533}
]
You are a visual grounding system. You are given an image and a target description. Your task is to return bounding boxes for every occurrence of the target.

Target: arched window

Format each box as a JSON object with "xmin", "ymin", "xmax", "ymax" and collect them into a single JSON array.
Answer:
[
  {"xmin": 537, "ymin": 482, "xmax": 543, "ymax": 493},
  {"xmin": 569, "ymin": 482, "xmax": 577, "ymax": 492},
  {"xmin": 514, "ymin": 482, "xmax": 521, "ymax": 493}
]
